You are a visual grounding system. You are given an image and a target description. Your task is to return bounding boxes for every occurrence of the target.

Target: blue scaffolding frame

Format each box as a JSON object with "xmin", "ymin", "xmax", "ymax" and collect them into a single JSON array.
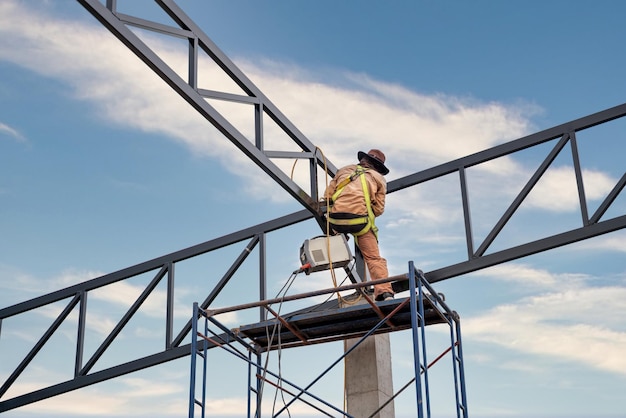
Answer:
[{"xmin": 188, "ymin": 262, "xmax": 468, "ymax": 418}]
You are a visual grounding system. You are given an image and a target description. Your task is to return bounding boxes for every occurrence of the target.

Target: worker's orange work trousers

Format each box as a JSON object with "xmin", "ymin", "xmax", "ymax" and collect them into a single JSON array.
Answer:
[{"xmin": 356, "ymin": 229, "xmax": 393, "ymax": 299}]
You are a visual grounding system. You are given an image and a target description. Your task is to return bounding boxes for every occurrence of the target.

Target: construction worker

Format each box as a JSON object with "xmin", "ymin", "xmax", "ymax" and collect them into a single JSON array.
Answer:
[{"xmin": 324, "ymin": 149, "xmax": 394, "ymax": 301}]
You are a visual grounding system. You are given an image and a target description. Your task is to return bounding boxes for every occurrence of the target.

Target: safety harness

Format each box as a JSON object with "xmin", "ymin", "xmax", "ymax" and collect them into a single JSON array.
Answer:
[{"xmin": 328, "ymin": 165, "xmax": 378, "ymax": 240}]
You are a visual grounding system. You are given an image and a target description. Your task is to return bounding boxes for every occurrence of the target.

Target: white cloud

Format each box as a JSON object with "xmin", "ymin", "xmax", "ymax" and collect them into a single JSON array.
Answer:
[
  {"xmin": 465, "ymin": 301, "xmax": 626, "ymax": 376},
  {"xmin": 526, "ymin": 166, "xmax": 618, "ymax": 212},
  {"xmin": 477, "ymin": 263, "xmax": 584, "ymax": 289},
  {"xmin": 7, "ymin": 373, "xmax": 188, "ymax": 416},
  {"xmin": 2, "ymin": 0, "xmax": 617, "ymax": 230},
  {"xmin": 574, "ymin": 232, "xmax": 626, "ymax": 254},
  {"xmin": 1, "ymin": 2, "xmax": 624, "ymax": 416},
  {"xmin": 464, "ymin": 266, "xmax": 626, "ymax": 376},
  {"xmin": 0, "ymin": 121, "xmax": 26, "ymax": 142},
  {"xmin": 0, "ymin": 1, "xmax": 538, "ymax": 203}
]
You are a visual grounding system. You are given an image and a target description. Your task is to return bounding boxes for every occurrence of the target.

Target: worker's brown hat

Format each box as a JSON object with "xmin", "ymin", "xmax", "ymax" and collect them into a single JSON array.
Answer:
[{"xmin": 358, "ymin": 149, "xmax": 389, "ymax": 175}]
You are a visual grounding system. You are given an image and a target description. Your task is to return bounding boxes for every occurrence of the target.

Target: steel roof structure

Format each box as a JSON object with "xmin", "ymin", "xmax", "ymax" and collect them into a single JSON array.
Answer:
[{"xmin": 1, "ymin": 0, "xmax": 624, "ymax": 415}]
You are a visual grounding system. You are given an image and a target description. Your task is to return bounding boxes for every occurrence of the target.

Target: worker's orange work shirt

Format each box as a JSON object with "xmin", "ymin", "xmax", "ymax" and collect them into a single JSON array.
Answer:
[{"xmin": 324, "ymin": 164, "xmax": 386, "ymax": 217}]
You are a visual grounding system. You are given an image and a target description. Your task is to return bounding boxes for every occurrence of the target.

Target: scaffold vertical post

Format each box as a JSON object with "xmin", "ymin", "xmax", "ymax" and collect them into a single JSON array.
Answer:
[
  {"xmin": 453, "ymin": 316, "xmax": 469, "ymax": 417},
  {"xmin": 201, "ymin": 312, "xmax": 208, "ymax": 418},
  {"xmin": 188, "ymin": 303, "xmax": 199, "ymax": 417},
  {"xmin": 189, "ymin": 302, "xmax": 208, "ymax": 418},
  {"xmin": 409, "ymin": 262, "xmax": 428, "ymax": 418},
  {"xmin": 416, "ymin": 268, "xmax": 432, "ymax": 418}
]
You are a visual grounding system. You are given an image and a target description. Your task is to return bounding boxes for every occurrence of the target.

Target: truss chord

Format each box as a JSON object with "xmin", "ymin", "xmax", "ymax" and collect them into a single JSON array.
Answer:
[
  {"xmin": 389, "ymin": 103, "xmax": 626, "ymax": 193},
  {"xmin": 2, "ymin": 1, "xmax": 624, "ymax": 414},
  {"xmin": 77, "ymin": 0, "xmax": 329, "ymax": 222},
  {"xmin": 427, "ymin": 214, "xmax": 626, "ymax": 283}
]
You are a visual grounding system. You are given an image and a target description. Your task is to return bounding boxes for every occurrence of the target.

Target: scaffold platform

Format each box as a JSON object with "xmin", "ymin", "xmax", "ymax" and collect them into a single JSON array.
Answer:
[
  {"xmin": 237, "ymin": 292, "xmax": 448, "ymax": 351},
  {"xmin": 189, "ymin": 263, "xmax": 468, "ymax": 418}
]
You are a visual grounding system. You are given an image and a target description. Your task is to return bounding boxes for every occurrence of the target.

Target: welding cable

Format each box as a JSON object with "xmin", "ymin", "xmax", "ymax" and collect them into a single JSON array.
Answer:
[
  {"xmin": 336, "ymin": 262, "xmax": 366, "ymax": 306},
  {"xmin": 315, "ymin": 147, "xmax": 350, "ymax": 305},
  {"xmin": 271, "ymin": 321, "xmax": 292, "ymax": 418},
  {"xmin": 257, "ymin": 271, "xmax": 297, "ymax": 407},
  {"xmin": 259, "ymin": 270, "xmax": 300, "ymax": 416},
  {"xmin": 291, "ymin": 147, "xmax": 354, "ymax": 305}
]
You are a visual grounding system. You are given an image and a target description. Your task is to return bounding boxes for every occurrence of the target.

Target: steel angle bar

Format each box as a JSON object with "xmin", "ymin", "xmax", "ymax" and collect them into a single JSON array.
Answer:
[
  {"xmin": 115, "ymin": 12, "xmax": 193, "ymax": 38},
  {"xmin": 78, "ymin": 0, "xmax": 334, "ymax": 220},
  {"xmin": 0, "ymin": 293, "xmax": 81, "ymax": 398},
  {"xmin": 74, "ymin": 291, "xmax": 88, "ymax": 377},
  {"xmin": 389, "ymin": 103, "xmax": 626, "ymax": 194},
  {"xmin": 197, "ymin": 88, "xmax": 261, "ymax": 104},
  {"xmin": 590, "ymin": 172, "xmax": 626, "ymax": 224},
  {"xmin": 166, "ymin": 262, "xmax": 175, "ymax": 349},
  {"xmin": 0, "ymin": 204, "xmax": 298, "ymax": 319},
  {"xmin": 80, "ymin": 264, "xmax": 169, "ymax": 375},
  {"xmin": 474, "ymin": 133, "xmax": 571, "ymax": 258},
  {"xmin": 1, "ymin": 345, "xmax": 192, "ymax": 413},
  {"xmin": 426, "ymin": 214, "xmax": 626, "ymax": 283},
  {"xmin": 259, "ymin": 233, "xmax": 268, "ymax": 321},
  {"xmin": 459, "ymin": 167, "xmax": 475, "ymax": 259},
  {"xmin": 568, "ymin": 132, "xmax": 590, "ymax": 225},
  {"xmin": 173, "ymin": 235, "xmax": 261, "ymax": 347}
]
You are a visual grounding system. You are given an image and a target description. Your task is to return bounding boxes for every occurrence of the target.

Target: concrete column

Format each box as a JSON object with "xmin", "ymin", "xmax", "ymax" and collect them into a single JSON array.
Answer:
[{"xmin": 343, "ymin": 312, "xmax": 394, "ymax": 417}]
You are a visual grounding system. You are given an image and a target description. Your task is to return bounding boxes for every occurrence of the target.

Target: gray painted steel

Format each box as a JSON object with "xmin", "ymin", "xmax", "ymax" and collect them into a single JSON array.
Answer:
[{"xmin": 0, "ymin": 0, "xmax": 624, "ymax": 413}]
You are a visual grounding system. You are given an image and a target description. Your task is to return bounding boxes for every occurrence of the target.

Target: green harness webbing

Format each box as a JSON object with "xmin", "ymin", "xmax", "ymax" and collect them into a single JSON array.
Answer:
[{"xmin": 329, "ymin": 165, "xmax": 378, "ymax": 239}]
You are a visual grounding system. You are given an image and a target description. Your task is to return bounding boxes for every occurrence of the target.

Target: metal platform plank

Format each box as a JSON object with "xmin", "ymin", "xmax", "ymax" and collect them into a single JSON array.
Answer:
[{"xmin": 237, "ymin": 296, "xmax": 448, "ymax": 350}]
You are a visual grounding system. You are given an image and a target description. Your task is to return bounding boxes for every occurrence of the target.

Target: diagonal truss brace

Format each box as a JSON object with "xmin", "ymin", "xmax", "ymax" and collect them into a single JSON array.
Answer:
[
  {"xmin": 78, "ymin": 0, "xmax": 336, "ymax": 228},
  {"xmin": 1, "ymin": 1, "xmax": 625, "ymax": 414},
  {"xmin": 391, "ymin": 102, "xmax": 626, "ymax": 284}
]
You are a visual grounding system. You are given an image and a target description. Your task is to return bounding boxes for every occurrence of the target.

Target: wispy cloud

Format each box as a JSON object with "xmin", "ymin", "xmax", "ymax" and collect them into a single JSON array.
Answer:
[
  {"xmin": 5, "ymin": 372, "xmax": 188, "ymax": 415},
  {"xmin": 0, "ymin": 121, "xmax": 26, "ymax": 143},
  {"xmin": 464, "ymin": 264, "xmax": 626, "ymax": 376},
  {"xmin": 1, "ymin": 3, "xmax": 624, "ymax": 416},
  {"xmin": 1, "ymin": 0, "xmax": 616, "ymax": 224}
]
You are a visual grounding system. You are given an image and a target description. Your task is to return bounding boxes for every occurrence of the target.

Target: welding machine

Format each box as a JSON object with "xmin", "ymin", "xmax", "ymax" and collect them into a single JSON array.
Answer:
[{"xmin": 298, "ymin": 235, "xmax": 352, "ymax": 274}]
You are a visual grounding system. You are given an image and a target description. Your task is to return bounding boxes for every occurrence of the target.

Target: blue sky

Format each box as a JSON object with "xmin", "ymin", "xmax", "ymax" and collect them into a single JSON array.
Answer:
[{"xmin": 1, "ymin": 1, "xmax": 625, "ymax": 417}]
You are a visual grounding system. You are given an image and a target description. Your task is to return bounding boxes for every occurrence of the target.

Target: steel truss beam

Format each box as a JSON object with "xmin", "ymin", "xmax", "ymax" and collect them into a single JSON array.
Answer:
[
  {"xmin": 390, "ymin": 102, "xmax": 626, "ymax": 284},
  {"xmin": 78, "ymin": 0, "xmax": 335, "ymax": 228},
  {"xmin": 3, "ymin": 104, "xmax": 622, "ymax": 413}
]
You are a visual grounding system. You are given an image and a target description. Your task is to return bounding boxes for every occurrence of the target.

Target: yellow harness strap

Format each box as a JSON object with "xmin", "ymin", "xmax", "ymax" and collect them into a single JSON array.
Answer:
[{"xmin": 329, "ymin": 165, "xmax": 378, "ymax": 240}]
